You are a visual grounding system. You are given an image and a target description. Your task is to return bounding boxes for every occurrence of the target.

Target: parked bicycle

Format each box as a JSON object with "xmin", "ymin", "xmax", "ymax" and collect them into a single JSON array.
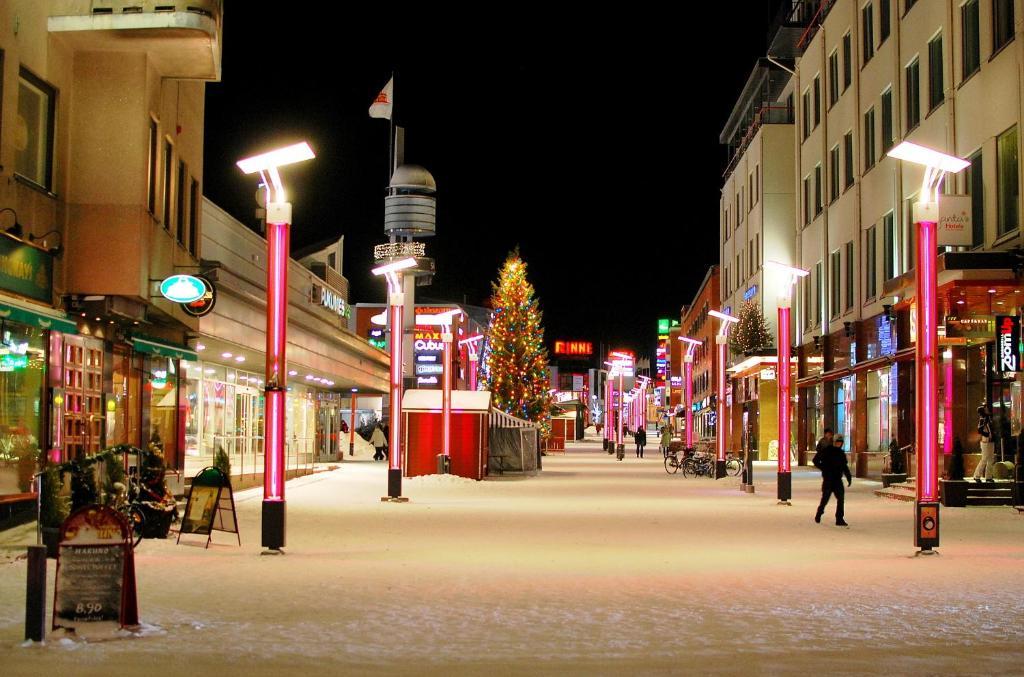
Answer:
[
  {"xmin": 109, "ymin": 467, "xmax": 148, "ymax": 548},
  {"xmin": 682, "ymin": 452, "xmax": 715, "ymax": 478},
  {"xmin": 725, "ymin": 453, "xmax": 744, "ymax": 477}
]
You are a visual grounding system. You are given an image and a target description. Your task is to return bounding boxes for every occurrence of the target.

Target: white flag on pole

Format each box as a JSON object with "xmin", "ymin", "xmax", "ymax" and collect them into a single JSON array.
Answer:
[{"xmin": 369, "ymin": 77, "xmax": 393, "ymax": 120}]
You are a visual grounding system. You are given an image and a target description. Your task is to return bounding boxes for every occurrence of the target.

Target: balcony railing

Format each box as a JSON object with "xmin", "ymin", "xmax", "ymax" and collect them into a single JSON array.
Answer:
[
  {"xmin": 795, "ymin": 0, "xmax": 838, "ymax": 51},
  {"xmin": 722, "ymin": 105, "xmax": 795, "ymax": 179}
]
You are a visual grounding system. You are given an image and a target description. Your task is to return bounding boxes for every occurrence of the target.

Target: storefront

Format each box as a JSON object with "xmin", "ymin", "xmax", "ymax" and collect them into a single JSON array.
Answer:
[{"xmin": 725, "ymin": 354, "xmax": 780, "ymax": 460}]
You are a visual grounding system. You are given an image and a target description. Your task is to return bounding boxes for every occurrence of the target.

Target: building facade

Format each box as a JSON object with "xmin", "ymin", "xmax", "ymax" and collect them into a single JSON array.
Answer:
[
  {"xmin": 719, "ymin": 57, "xmax": 798, "ymax": 459},
  {"xmin": 680, "ymin": 266, "xmax": 721, "ymax": 441},
  {"xmin": 787, "ymin": 0, "xmax": 1024, "ymax": 476}
]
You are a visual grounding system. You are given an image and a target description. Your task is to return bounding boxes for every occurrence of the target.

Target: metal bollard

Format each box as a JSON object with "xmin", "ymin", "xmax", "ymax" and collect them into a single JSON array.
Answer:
[{"xmin": 25, "ymin": 545, "xmax": 47, "ymax": 642}]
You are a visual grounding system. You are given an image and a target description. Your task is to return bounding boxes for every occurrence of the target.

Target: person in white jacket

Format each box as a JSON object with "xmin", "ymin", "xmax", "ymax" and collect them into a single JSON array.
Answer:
[
  {"xmin": 973, "ymin": 405, "xmax": 996, "ymax": 483},
  {"xmin": 370, "ymin": 424, "xmax": 387, "ymax": 461}
]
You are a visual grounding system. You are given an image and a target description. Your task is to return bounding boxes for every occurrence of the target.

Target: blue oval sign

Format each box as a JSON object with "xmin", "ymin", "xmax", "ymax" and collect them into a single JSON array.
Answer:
[{"xmin": 159, "ymin": 275, "xmax": 206, "ymax": 303}]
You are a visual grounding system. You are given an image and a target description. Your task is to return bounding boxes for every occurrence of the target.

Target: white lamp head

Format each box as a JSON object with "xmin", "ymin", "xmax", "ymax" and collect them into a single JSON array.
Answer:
[
  {"xmin": 237, "ymin": 142, "xmax": 316, "ymax": 174},
  {"xmin": 763, "ymin": 260, "xmax": 810, "ymax": 278},
  {"xmin": 678, "ymin": 336, "xmax": 703, "ymax": 346},
  {"xmin": 886, "ymin": 142, "xmax": 969, "ymax": 173},
  {"xmin": 371, "ymin": 258, "xmax": 417, "ymax": 276},
  {"xmin": 708, "ymin": 309, "xmax": 739, "ymax": 323}
]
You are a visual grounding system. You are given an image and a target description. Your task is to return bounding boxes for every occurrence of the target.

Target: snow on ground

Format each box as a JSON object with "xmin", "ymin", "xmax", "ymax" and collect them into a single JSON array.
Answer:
[{"xmin": 2, "ymin": 437, "xmax": 1023, "ymax": 676}]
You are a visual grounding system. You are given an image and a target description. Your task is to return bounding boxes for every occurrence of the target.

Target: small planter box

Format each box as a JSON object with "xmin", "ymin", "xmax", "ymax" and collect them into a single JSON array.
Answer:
[
  {"xmin": 940, "ymin": 479, "xmax": 969, "ymax": 508},
  {"xmin": 140, "ymin": 503, "xmax": 176, "ymax": 538},
  {"xmin": 881, "ymin": 472, "xmax": 907, "ymax": 488}
]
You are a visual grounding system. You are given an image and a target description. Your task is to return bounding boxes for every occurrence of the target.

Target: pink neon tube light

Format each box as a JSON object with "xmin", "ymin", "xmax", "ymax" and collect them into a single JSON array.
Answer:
[
  {"xmin": 916, "ymin": 219, "xmax": 938, "ymax": 502},
  {"xmin": 778, "ymin": 305, "xmax": 792, "ymax": 474},
  {"xmin": 684, "ymin": 358, "xmax": 694, "ymax": 448},
  {"xmin": 390, "ymin": 299, "xmax": 404, "ymax": 472},
  {"xmin": 264, "ymin": 219, "xmax": 289, "ymax": 502},
  {"xmin": 617, "ymin": 371, "xmax": 624, "ymax": 446},
  {"xmin": 716, "ymin": 337, "xmax": 728, "ymax": 462},
  {"xmin": 943, "ymin": 352, "xmax": 953, "ymax": 455},
  {"xmin": 442, "ymin": 326, "xmax": 452, "ymax": 459}
]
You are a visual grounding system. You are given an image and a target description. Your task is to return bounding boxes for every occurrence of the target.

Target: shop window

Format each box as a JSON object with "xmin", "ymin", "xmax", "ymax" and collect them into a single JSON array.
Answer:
[
  {"xmin": 64, "ymin": 336, "xmax": 104, "ymax": 458},
  {"xmin": 108, "ymin": 346, "xmax": 141, "ymax": 448},
  {"xmin": 146, "ymin": 357, "xmax": 178, "ymax": 470},
  {"xmin": 16, "ymin": 68, "xmax": 56, "ymax": 192},
  {"xmin": 804, "ymin": 385, "xmax": 823, "ymax": 451},
  {"xmin": 0, "ymin": 321, "xmax": 45, "ymax": 496},
  {"xmin": 833, "ymin": 376, "xmax": 855, "ymax": 451},
  {"xmin": 997, "ymin": 125, "xmax": 1019, "ymax": 235},
  {"xmin": 866, "ymin": 367, "xmax": 896, "ymax": 451}
]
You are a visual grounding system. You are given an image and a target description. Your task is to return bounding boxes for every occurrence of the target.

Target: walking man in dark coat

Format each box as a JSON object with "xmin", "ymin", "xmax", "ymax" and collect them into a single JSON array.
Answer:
[
  {"xmin": 814, "ymin": 432, "xmax": 852, "ymax": 527},
  {"xmin": 634, "ymin": 427, "xmax": 647, "ymax": 458}
]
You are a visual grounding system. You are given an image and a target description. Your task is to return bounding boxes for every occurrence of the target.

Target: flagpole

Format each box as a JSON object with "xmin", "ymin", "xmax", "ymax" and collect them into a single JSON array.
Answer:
[{"xmin": 388, "ymin": 70, "xmax": 396, "ymax": 181}]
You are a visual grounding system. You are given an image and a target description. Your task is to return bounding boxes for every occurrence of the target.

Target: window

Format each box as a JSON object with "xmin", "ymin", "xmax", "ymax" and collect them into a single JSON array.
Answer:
[
  {"xmin": 16, "ymin": 68, "xmax": 56, "ymax": 191},
  {"xmin": 966, "ymin": 150, "xmax": 984, "ymax": 247},
  {"xmin": 163, "ymin": 139, "xmax": 173, "ymax": 228},
  {"xmin": 750, "ymin": 240, "xmax": 754, "ymax": 276},
  {"xmin": 928, "ymin": 33, "xmax": 944, "ymax": 111},
  {"xmin": 738, "ymin": 191, "xmax": 743, "ymax": 224},
  {"xmin": 830, "ymin": 145, "xmax": 841, "ymax": 201},
  {"xmin": 904, "ymin": 196, "xmax": 917, "ymax": 269},
  {"xmin": 813, "ymin": 75, "xmax": 821, "ymax": 127},
  {"xmin": 755, "ymin": 233, "xmax": 760, "ymax": 269},
  {"xmin": 804, "ymin": 175, "xmax": 812, "ymax": 224},
  {"xmin": 189, "ymin": 178, "xmax": 199, "ymax": 257},
  {"xmin": 831, "ymin": 250, "xmax": 841, "ymax": 319},
  {"xmin": 864, "ymin": 107, "xmax": 876, "ymax": 171},
  {"xmin": 905, "ymin": 57, "xmax": 921, "ymax": 130},
  {"xmin": 843, "ymin": 32, "xmax": 853, "ymax": 89},
  {"xmin": 148, "ymin": 118, "xmax": 158, "ymax": 214},
  {"xmin": 755, "ymin": 165, "xmax": 760, "ymax": 205},
  {"xmin": 865, "ymin": 226, "xmax": 877, "ymax": 299},
  {"xmin": 815, "ymin": 261, "xmax": 823, "ymax": 325},
  {"xmin": 905, "ymin": 0, "xmax": 917, "ymax": 11},
  {"xmin": 863, "ymin": 3, "xmax": 875, "ymax": 64},
  {"xmin": 994, "ymin": 0, "xmax": 1015, "ymax": 53},
  {"xmin": 844, "ymin": 132, "xmax": 855, "ymax": 188},
  {"xmin": 749, "ymin": 171, "xmax": 754, "ymax": 210},
  {"xmin": 997, "ymin": 125, "xmax": 1019, "ymax": 235},
  {"xmin": 803, "ymin": 88, "xmax": 811, "ymax": 139},
  {"xmin": 845, "ymin": 241, "xmax": 855, "ymax": 310},
  {"xmin": 883, "ymin": 212, "xmax": 895, "ymax": 280},
  {"xmin": 815, "ymin": 164, "xmax": 823, "ymax": 215},
  {"xmin": 803, "ymin": 275, "xmax": 812, "ymax": 329},
  {"xmin": 176, "ymin": 159, "xmax": 187, "ymax": 245},
  {"xmin": 879, "ymin": 0, "xmax": 891, "ymax": 43},
  {"xmin": 881, "ymin": 88, "xmax": 894, "ymax": 151},
  {"xmin": 962, "ymin": 0, "xmax": 981, "ymax": 80},
  {"xmin": 829, "ymin": 50, "xmax": 840, "ymax": 106}
]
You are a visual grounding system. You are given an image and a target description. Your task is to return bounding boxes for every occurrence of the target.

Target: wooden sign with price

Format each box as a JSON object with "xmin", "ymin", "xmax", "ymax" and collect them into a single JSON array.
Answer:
[{"xmin": 52, "ymin": 505, "xmax": 138, "ymax": 636}]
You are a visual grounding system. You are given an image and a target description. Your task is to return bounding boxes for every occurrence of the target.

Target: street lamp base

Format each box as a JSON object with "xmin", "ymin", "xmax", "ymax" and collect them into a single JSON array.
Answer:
[
  {"xmin": 915, "ymin": 501, "xmax": 940, "ymax": 550},
  {"xmin": 776, "ymin": 500, "xmax": 792, "ymax": 506},
  {"xmin": 777, "ymin": 471, "xmax": 792, "ymax": 502},
  {"xmin": 386, "ymin": 468, "xmax": 403, "ymax": 500},
  {"xmin": 715, "ymin": 460, "xmax": 727, "ymax": 479},
  {"xmin": 261, "ymin": 499, "xmax": 286, "ymax": 550},
  {"xmin": 381, "ymin": 496, "xmax": 410, "ymax": 503},
  {"xmin": 349, "ymin": 443, "xmax": 354, "ymax": 456}
]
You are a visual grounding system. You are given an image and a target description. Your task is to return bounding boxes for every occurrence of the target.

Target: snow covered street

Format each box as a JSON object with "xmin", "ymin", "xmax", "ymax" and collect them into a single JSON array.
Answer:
[{"xmin": 2, "ymin": 435, "xmax": 1024, "ymax": 676}]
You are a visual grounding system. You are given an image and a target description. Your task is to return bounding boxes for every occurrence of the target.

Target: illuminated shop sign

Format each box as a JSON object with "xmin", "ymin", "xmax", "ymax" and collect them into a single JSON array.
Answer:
[
  {"xmin": 159, "ymin": 275, "xmax": 206, "ymax": 303},
  {"xmin": 0, "ymin": 354, "xmax": 28, "ymax": 371},
  {"xmin": 553, "ymin": 340, "xmax": 593, "ymax": 357},
  {"xmin": 415, "ymin": 364, "xmax": 444, "ymax": 376},
  {"xmin": 997, "ymin": 315, "xmax": 1020, "ymax": 373},
  {"xmin": 743, "ymin": 285, "xmax": 758, "ymax": 301},
  {"xmin": 658, "ymin": 319, "xmax": 671, "ymax": 334},
  {"xmin": 368, "ymin": 327, "xmax": 385, "ymax": 350},
  {"xmin": 312, "ymin": 284, "xmax": 350, "ymax": 318},
  {"xmin": 670, "ymin": 376, "xmax": 682, "ymax": 387}
]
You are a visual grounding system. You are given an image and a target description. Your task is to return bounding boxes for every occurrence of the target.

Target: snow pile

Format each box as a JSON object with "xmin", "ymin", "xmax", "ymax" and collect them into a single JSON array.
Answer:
[{"xmin": 404, "ymin": 473, "xmax": 479, "ymax": 487}]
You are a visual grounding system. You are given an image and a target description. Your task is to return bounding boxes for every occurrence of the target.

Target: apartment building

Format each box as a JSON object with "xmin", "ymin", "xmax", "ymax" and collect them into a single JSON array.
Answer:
[
  {"xmin": 719, "ymin": 58, "xmax": 798, "ymax": 457},
  {"xmin": 787, "ymin": 0, "xmax": 1023, "ymax": 476},
  {"xmin": 680, "ymin": 266, "xmax": 721, "ymax": 442}
]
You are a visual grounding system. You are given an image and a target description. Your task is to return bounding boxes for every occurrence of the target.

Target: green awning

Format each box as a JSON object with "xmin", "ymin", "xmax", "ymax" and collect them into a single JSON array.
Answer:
[
  {"xmin": 131, "ymin": 336, "xmax": 198, "ymax": 361},
  {"xmin": 0, "ymin": 300, "xmax": 78, "ymax": 334}
]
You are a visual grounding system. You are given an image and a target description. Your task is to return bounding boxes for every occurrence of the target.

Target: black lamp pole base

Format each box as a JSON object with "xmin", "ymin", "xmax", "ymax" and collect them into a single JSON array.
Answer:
[
  {"xmin": 382, "ymin": 468, "xmax": 409, "ymax": 502},
  {"xmin": 261, "ymin": 499, "xmax": 286, "ymax": 550},
  {"xmin": 715, "ymin": 460, "xmax": 727, "ymax": 479},
  {"xmin": 915, "ymin": 501, "xmax": 940, "ymax": 552},
  {"xmin": 777, "ymin": 471, "xmax": 792, "ymax": 502}
]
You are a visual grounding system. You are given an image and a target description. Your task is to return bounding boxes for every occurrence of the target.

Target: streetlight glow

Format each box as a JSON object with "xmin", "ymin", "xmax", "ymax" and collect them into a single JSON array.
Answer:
[
  {"xmin": 886, "ymin": 141, "xmax": 970, "ymax": 173},
  {"xmin": 236, "ymin": 142, "xmax": 316, "ymax": 175}
]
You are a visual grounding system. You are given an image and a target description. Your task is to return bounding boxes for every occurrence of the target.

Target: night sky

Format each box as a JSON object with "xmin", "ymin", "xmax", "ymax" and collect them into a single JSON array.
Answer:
[{"xmin": 203, "ymin": 5, "xmax": 781, "ymax": 358}]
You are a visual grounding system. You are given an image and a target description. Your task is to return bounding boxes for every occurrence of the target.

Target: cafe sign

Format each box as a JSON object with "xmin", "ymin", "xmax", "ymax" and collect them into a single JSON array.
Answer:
[
  {"xmin": 0, "ymin": 236, "xmax": 52, "ymax": 302},
  {"xmin": 159, "ymin": 275, "xmax": 206, "ymax": 304}
]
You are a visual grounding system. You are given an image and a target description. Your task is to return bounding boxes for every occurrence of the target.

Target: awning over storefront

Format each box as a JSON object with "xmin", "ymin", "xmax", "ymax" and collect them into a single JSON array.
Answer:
[
  {"xmin": 0, "ymin": 297, "xmax": 78, "ymax": 334},
  {"xmin": 131, "ymin": 335, "xmax": 198, "ymax": 361}
]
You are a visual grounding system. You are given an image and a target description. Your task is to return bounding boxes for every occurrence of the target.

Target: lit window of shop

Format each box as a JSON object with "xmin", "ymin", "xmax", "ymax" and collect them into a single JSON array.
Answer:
[
  {"xmin": 0, "ymin": 322, "xmax": 45, "ymax": 496},
  {"xmin": 833, "ymin": 376, "xmax": 855, "ymax": 451},
  {"xmin": 146, "ymin": 357, "xmax": 178, "ymax": 468},
  {"xmin": 866, "ymin": 366, "xmax": 896, "ymax": 451}
]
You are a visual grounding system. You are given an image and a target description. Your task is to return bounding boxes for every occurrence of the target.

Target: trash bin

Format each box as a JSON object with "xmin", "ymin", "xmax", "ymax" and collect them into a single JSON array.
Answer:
[{"xmin": 436, "ymin": 454, "xmax": 450, "ymax": 474}]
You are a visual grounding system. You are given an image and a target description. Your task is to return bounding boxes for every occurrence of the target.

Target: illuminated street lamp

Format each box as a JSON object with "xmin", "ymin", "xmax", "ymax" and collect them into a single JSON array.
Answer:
[
  {"xmin": 459, "ymin": 334, "xmax": 484, "ymax": 391},
  {"xmin": 708, "ymin": 310, "xmax": 739, "ymax": 479},
  {"xmin": 678, "ymin": 336, "xmax": 702, "ymax": 450},
  {"xmin": 887, "ymin": 141, "xmax": 969, "ymax": 553},
  {"xmin": 236, "ymin": 141, "xmax": 315, "ymax": 551},
  {"xmin": 373, "ymin": 257, "xmax": 418, "ymax": 501},
  {"xmin": 763, "ymin": 260, "xmax": 809, "ymax": 504},
  {"xmin": 417, "ymin": 309, "xmax": 462, "ymax": 472}
]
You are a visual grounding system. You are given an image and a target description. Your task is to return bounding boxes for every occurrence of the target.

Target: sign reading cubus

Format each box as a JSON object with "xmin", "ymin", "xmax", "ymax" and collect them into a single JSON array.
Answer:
[
  {"xmin": 937, "ymin": 195, "xmax": 972, "ymax": 247},
  {"xmin": 159, "ymin": 274, "xmax": 206, "ymax": 304},
  {"xmin": 0, "ymin": 236, "xmax": 53, "ymax": 302},
  {"xmin": 996, "ymin": 315, "xmax": 1021, "ymax": 373}
]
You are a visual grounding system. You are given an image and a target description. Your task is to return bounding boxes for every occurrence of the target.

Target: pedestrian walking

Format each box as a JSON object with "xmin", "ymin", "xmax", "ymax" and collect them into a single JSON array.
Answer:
[
  {"xmin": 661, "ymin": 426, "xmax": 672, "ymax": 458},
  {"xmin": 815, "ymin": 427, "xmax": 834, "ymax": 458},
  {"xmin": 813, "ymin": 433, "xmax": 852, "ymax": 527},
  {"xmin": 973, "ymin": 404, "xmax": 996, "ymax": 483},
  {"xmin": 370, "ymin": 424, "xmax": 387, "ymax": 461},
  {"xmin": 634, "ymin": 427, "xmax": 647, "ymax": 458}
]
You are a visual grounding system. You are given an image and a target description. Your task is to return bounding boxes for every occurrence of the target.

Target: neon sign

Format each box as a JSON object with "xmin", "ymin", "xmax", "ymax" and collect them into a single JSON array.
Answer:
[
  {"xmin": 159, "ymin": 275, "xmax": 206, "ymax": 303},
  {"xmin": 997, "ymin": 315, "xmax": 1020, "ymax": 372},
  {"xmin": 553, "ymin": 340, "xmax": 593, "ymax": 356}
]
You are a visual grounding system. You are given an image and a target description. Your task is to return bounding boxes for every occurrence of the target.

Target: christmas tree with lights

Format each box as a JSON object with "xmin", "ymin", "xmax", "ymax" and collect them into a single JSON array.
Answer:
[{"xmin": 482, "ymin": 250, "xmax": 552, "ymax": 435}]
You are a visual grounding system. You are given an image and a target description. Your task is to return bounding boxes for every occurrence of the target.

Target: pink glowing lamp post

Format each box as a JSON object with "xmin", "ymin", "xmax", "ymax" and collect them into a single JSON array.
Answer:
[
  {"xmin": 764, "ymin": 261, "xmax": 809, "ymax": 504},
  {"xmin": 417, "ymin": 309, "xmax": 463, "ymax": 472},
  {"xmin": 373, "ymin": 257, "xmax": 418, "ymax": 501},
  {"xmin": 459, "ymin": 334, "xmax": 484, "ymax": 391},
  {"xmin": 887, "ymin": 141, "xmax": 969, "ymax": 553},
  {"xmin": 709, "ymin": 310, "xmax": 739, "ymax": 479},
  {"xmin": 679, "ymin": 337, "xmax": 702, "ymax": 450},
  {"xmin": 237, "ymin": 142, "xmax": 315, "ymax": 551}
]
